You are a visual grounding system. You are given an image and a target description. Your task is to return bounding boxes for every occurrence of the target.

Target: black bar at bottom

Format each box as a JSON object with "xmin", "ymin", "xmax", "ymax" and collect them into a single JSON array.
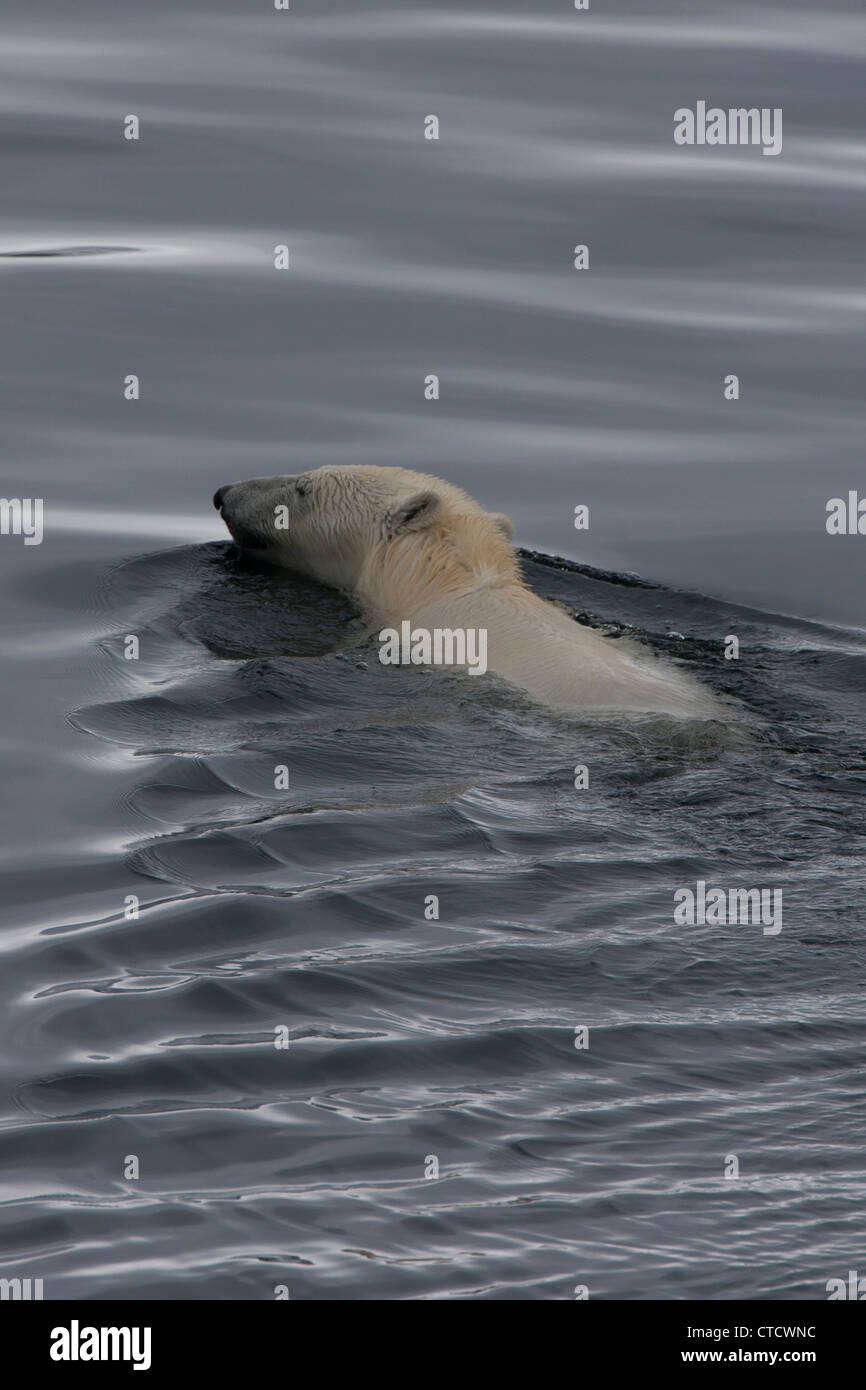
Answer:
[{"xmin": 5, "ymin": 1298, "xmax": 861, "ymax": 1375}]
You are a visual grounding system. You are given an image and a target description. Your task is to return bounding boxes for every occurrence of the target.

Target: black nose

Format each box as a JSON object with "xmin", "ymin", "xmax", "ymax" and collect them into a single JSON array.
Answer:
[{"xmin": 213, "ymin": 486, "xmax": 230, "ymax": 510}]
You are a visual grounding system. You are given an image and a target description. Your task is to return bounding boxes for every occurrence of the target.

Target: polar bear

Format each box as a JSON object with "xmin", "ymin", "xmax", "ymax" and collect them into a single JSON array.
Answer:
[{"xmin": 213, "ymin": 465, "xmax": 721, "ymax": 719}]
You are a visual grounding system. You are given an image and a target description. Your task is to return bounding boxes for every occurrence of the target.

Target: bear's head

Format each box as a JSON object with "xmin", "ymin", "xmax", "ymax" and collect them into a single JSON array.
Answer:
[{"xmin": 213, "ymin": 465, "xmax": 518, "ymax": 615}]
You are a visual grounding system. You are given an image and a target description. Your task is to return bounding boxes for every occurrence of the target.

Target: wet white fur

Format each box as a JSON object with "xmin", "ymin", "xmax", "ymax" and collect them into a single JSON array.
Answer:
[{"xmin": 216, "ymin": 465, "xmax": 720, "ymax": 719}]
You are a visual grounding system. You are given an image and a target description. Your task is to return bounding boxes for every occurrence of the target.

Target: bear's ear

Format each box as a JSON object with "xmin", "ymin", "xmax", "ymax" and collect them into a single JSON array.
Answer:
[
  {"xmin": 488, "ymin": 511, "xmax": 515, "ymax": 541},
  {"xmin": 386, "ymin": 490, "xmax": 442, "ymax": 537}
]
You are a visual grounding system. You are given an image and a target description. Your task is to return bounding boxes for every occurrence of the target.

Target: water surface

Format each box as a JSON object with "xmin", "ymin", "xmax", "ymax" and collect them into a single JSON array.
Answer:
[{"xmin": 1, "ymin": 0, "xmax": 864, "ymax": 1300}]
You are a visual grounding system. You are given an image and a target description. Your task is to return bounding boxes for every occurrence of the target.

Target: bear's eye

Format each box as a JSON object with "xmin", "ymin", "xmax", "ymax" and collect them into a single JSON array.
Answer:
[{"xmin": 295, "ymin": 477, "xmax": 311, "ymax": 498}]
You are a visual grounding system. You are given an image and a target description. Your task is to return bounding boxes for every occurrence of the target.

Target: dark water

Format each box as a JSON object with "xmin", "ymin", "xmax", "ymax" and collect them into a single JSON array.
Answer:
[{"xmin": 1, "ymin": 0, "xmax": 865, "ymax": 1300}]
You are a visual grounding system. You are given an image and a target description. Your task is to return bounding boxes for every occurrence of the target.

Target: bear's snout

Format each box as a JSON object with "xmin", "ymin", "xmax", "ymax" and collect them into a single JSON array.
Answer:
[{"xmin": 213, "ymin": 481, "xmax": 274, "ymax": 552}]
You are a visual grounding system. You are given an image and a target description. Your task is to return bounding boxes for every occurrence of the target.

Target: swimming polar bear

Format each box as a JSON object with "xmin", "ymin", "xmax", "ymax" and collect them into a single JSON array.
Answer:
[{"xmin": 213, "ymin": 465, "xmax": 721, "ymax": 719}]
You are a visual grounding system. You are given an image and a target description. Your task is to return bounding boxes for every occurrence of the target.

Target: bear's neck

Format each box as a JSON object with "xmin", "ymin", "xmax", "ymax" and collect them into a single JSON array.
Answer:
[{"xmin": 358, "ymin": 525, "xmax": 521, "ymax": 616}]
